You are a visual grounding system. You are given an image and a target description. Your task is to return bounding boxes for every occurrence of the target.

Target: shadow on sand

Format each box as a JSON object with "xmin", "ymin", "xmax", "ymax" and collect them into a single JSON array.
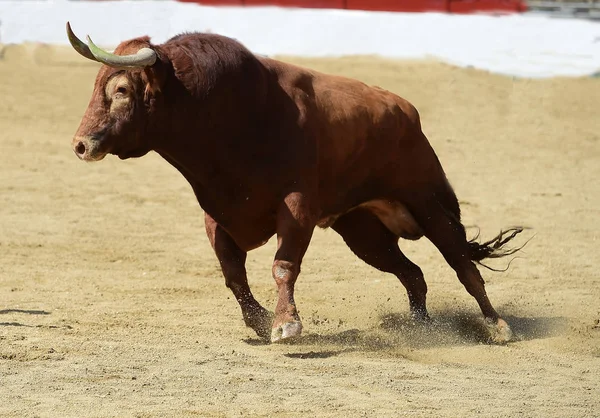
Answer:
[
  {"xmin": 0, "ymin": 309, "xmax": 51, "ymax": 316},
  {"xmin": 244, "ymin": 310, "xmax": 568, "ymax": 358},
  {"xmin": 0, "ymin": 309, "xmax": 69, "ymax": 329},
  {"xmin": 0, "ymin": 322, "xmax": 34, "ymax": 327}
]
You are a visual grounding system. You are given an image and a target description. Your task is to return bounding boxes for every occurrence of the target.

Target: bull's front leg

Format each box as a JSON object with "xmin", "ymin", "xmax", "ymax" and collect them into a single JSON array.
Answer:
[
  {"xmin": 271, "ymin": 192, "xmax": 317, "ymax": 343},
  {"xmin": 205, "ymin": 213, "xmax": 272, "ymax": 340}
]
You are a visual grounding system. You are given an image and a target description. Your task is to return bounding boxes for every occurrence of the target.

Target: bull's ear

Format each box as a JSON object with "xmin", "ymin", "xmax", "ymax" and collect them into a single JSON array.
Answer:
[{"xmin": 142, "ymin": 60, "xmax": 166, "ymax": 103}]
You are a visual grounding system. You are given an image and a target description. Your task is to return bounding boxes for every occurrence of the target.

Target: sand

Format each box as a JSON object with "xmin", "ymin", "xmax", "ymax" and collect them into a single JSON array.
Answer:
[{"xmin": 0, "ymin": 44, "xmax": 599, "ymax": 417}]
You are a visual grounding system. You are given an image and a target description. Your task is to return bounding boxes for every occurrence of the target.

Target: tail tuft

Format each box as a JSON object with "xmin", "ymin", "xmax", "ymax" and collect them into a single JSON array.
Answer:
[{"xmin": 468, "ymin": 227, "xmax": 530, "ymax": 272}]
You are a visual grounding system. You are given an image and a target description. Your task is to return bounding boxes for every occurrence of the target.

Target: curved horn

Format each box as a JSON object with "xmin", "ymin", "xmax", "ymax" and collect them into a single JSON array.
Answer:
[
  {"xmin": 66, "ymin": 22, "xmax": 97, "ymax": 62},
  {"xmin": 86, "ymin": 35, "xmax": 157, "ymax": 69}
]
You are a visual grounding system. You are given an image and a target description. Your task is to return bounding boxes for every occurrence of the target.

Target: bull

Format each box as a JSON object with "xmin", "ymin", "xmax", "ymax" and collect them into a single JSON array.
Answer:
[{"xmin": 66, "ymin": 22, "xmax": 524, "ymax": 343}]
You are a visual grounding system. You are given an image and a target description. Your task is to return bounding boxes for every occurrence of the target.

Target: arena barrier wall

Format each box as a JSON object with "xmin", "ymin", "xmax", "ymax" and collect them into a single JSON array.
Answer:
[
  {"xmin": 177, "ymin": 0, "xmax": 527, "ymax": 13},
  {"xmin": 2, "ymin": 0, "xmax": 598, "ymax": 78}
]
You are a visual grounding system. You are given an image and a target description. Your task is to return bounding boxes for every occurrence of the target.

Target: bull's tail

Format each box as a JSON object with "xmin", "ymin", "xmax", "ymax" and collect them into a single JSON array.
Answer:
[
  {"xmin": 467, "ymin": 227, "xmax": 529, "ymax": 271},
  {"xmin": 431, "ymin": 166, "xmax": 530, "ymax": 272}
]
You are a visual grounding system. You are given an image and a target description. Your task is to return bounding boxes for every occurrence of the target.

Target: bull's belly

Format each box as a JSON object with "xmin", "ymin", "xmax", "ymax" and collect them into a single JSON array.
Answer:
[
  {"xmin": 318, "ymin": 199, "xmax": 424, "ymax": 240},
  {"xmin": 223, "ymin": 198, "xmax": 423, "ymax": 253},
  {"xmin": 223, "ymin": 198, "xmax": 423, "ymax": 252}
]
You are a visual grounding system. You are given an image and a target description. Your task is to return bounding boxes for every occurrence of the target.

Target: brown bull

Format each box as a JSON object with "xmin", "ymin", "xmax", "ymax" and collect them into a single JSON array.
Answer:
[{"xmin": 67, "ymin": 22, "xmax": 524, "ymax": 343}]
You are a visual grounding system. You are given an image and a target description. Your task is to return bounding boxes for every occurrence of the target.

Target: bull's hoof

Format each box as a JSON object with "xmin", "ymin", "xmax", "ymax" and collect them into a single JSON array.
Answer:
[
  {"xmin": 248, "ymin": 318, "xmax": 273, "ymax": 341},
  {"xmin": 243, "ymin": 307, "xmax": 274, "ymax": 341},
  {"xmin": 271, "ymin": 320, "xmax": 303, "ymax": 343},
  {"xmin": 410, "ymin": 308, "xmax": 431, "ymax": 323},
  {"xmin": 485, "ymin": 317, "xmax": 513, "ymax": 344}
]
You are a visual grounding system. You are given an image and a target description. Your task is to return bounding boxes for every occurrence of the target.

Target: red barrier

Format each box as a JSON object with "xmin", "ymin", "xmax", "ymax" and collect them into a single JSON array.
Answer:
[
  {"xmin": 449, "ymin": 0, "xmax": 525, "ymax": 13},
  {"xmin": 346, "ymin": 0, "xmax": 448, "ymax": 13},
  {"xmin": 244, "ymin": 0, "xmax": 345, "ymax": 8}
]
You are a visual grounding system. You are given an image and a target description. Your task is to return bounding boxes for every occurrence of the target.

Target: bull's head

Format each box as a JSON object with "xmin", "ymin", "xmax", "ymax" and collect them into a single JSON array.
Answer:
[{"xmin": 67, "ymin": 22, "xmax": 163, "ymax": 161}]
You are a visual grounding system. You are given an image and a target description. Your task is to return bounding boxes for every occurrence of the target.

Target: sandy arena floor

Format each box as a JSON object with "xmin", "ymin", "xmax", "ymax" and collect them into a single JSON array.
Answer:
[{"xmin": 0, "ymin": 44, "xmax": 599, "ymax": 417}]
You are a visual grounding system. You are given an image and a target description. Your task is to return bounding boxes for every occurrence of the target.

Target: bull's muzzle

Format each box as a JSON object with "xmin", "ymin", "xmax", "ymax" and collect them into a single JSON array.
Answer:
[{"xmin": 72, "ymin": 136, "xmax": 107, "ymax": 162}]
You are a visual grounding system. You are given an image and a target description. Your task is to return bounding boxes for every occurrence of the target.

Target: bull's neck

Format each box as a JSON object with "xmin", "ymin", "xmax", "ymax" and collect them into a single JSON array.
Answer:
[
  {"xmin": 154, "ymin": 138, "xmax": 246, "ymax": 223},
  {"xmin": 154, "ymin": 139, "xmax": 214, "ymax": 188}
]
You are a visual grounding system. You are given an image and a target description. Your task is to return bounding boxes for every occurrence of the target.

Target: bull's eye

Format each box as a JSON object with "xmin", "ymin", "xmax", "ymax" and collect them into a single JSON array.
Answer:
[{"xmin": 116, "ymin": 86, "xmax": 127, "ymax": 95}]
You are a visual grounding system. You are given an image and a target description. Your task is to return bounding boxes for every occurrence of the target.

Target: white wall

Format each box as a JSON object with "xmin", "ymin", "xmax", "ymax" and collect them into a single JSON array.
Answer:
[{"xmin": 1, "ymin": 0, "xmax": 599, "ymax": 78}]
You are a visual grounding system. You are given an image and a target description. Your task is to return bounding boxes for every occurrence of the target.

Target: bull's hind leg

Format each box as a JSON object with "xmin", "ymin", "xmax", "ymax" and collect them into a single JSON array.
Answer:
[
  {"xmin": 332, "ymin": 208, "xmax": 429, "ymax": 320},
  {"xmin": 205, "ymin": 214, "xmax": 272, "ymax": 340},
  {"xmin": 410, "ymin": 199, "xmax": 513, "ymax": 343}
]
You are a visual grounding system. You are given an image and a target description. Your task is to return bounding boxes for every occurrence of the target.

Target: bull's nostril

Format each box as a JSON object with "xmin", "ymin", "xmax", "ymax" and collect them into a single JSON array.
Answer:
[{"xmin": 75, "ymin": 141, "xmax": 86, "ymax": 155}]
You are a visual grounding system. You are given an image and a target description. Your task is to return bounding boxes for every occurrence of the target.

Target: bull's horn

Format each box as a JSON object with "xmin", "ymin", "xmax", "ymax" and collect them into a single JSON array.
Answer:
[
  {"xmin": 66, "ymin": 22, "xmax": 97, "ymax": 62},
  {"xmin": 86, "ymin": 35, "xmax": 157, "ymax": 69}
]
